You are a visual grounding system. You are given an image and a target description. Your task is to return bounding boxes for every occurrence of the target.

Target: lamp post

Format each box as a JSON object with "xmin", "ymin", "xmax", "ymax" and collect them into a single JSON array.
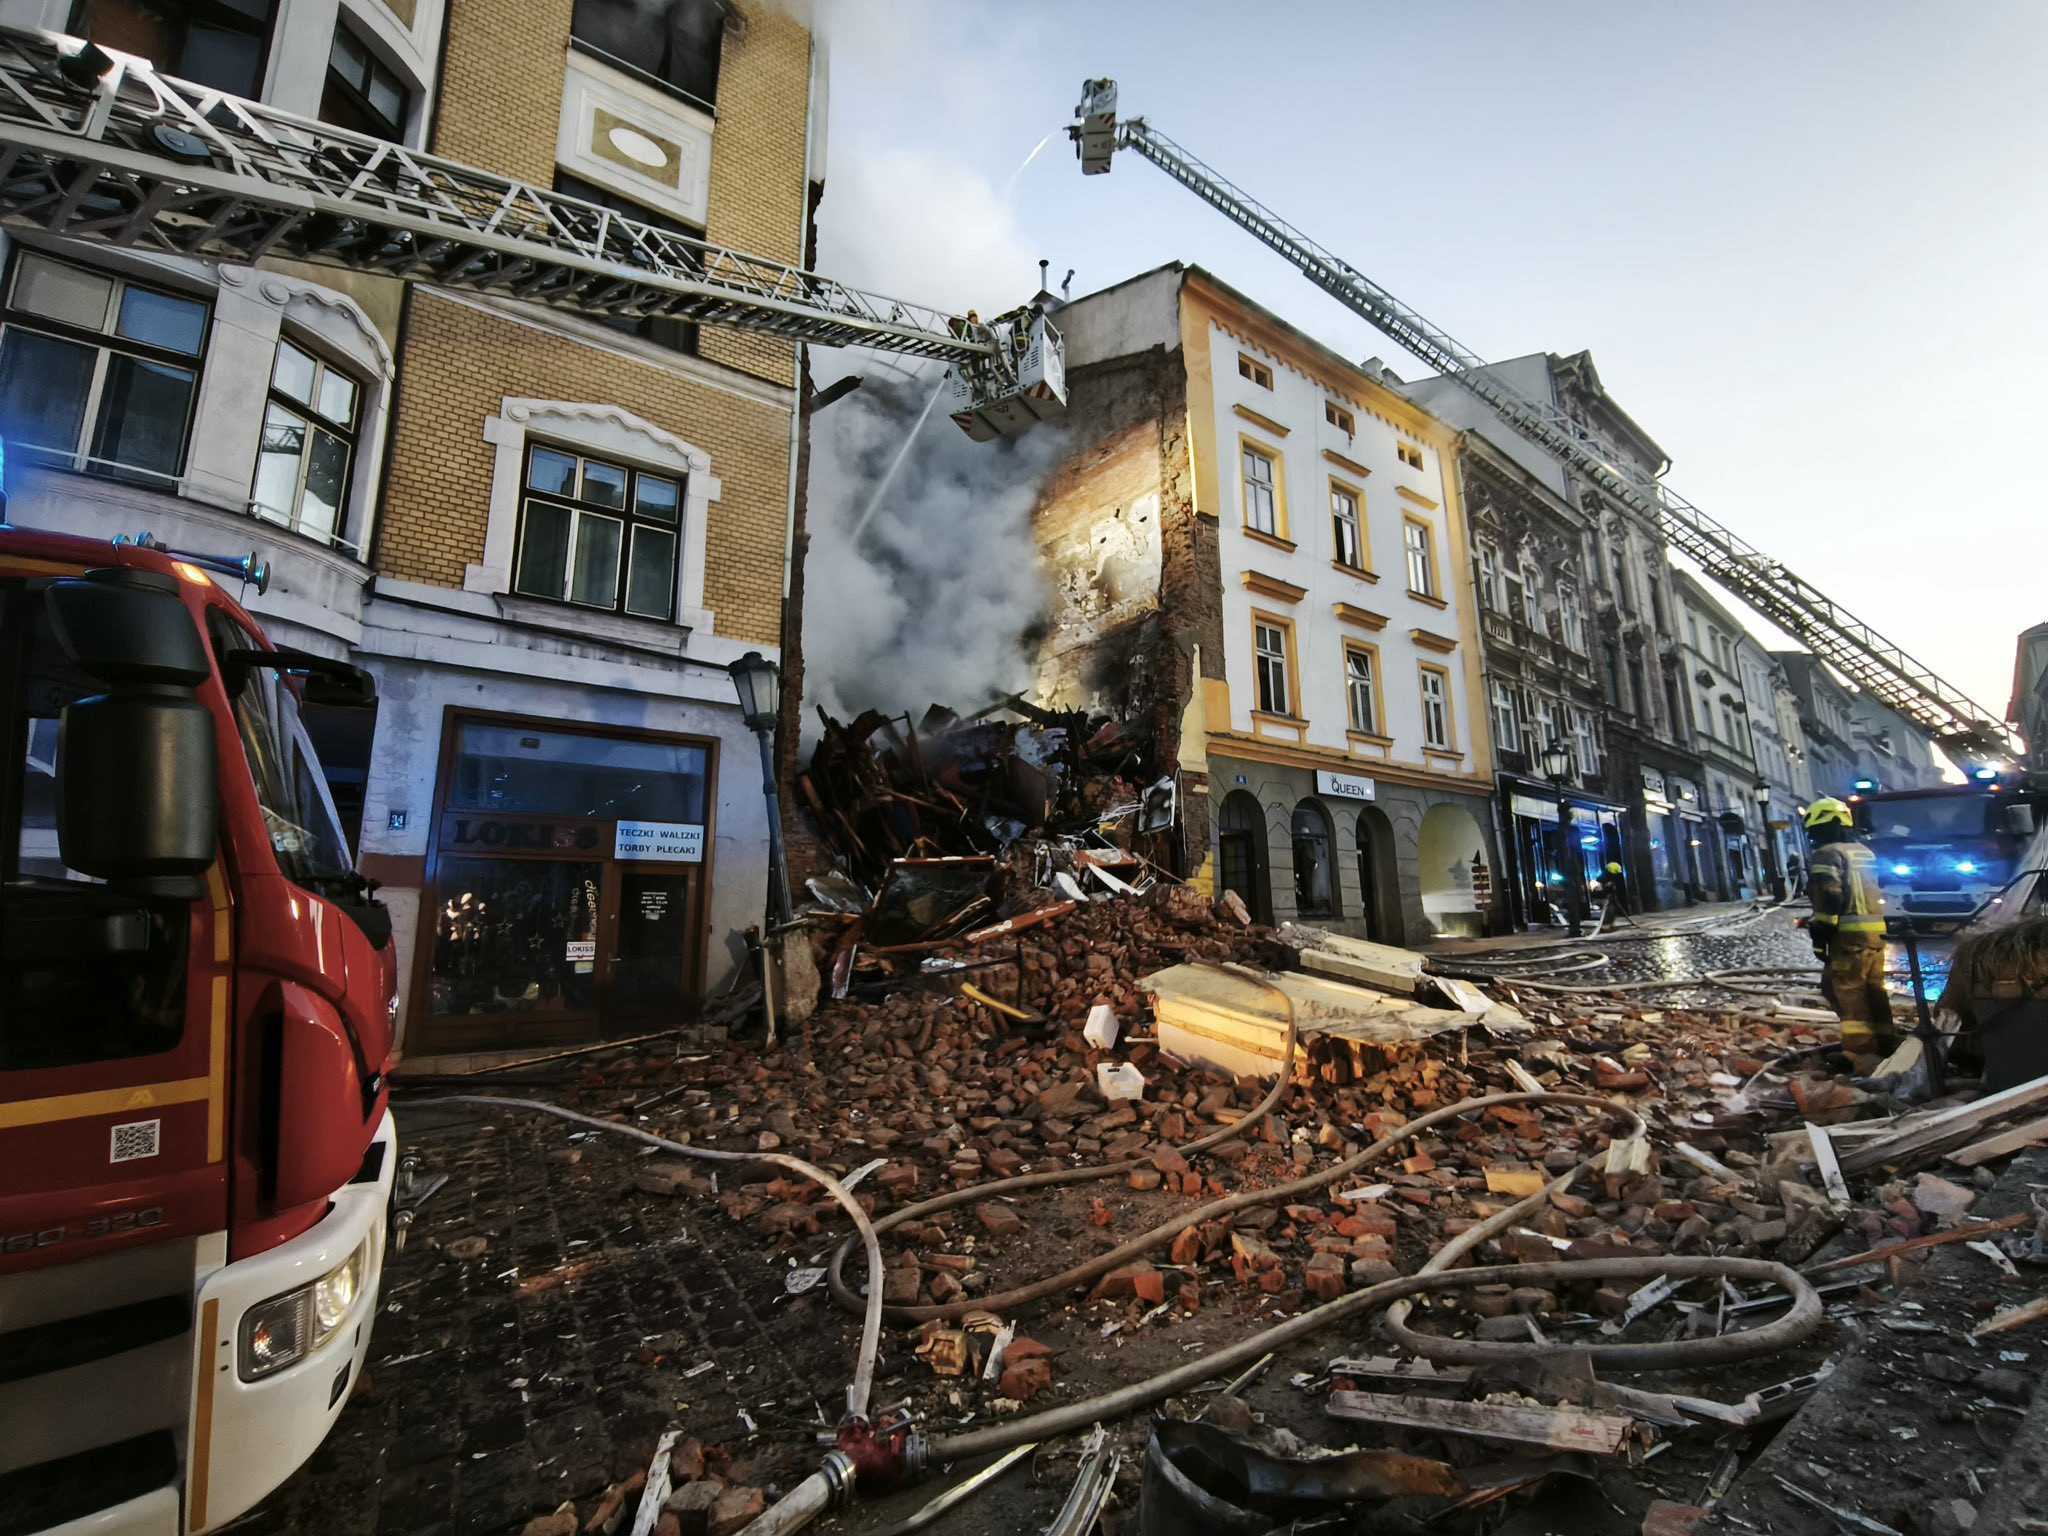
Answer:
[
  {"xmin": 1754, "ymin": 782, "xmax": 1784, "ymax": 902},
  {"xmin": 727, "ymin": 650, "xmax": 793, "ymax": 924},
  {"xmin": 1540, "ymin": 739, "xmax": 1583, "ymax": 938}
]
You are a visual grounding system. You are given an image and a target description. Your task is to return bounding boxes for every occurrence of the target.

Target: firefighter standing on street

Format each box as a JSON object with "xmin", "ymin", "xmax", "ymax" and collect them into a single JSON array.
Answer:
[
  {"xmin": 1804, "ymin": 796, "xmax": 1896, "ymax": 1067},
  {"xmin": 1601, "ymin": 859, "xmax": 1635, "ymax": 924}
]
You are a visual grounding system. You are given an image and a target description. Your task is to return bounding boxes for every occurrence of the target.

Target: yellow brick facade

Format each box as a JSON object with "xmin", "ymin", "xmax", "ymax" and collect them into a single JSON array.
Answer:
[
  {"xmin": 380, "ymin": 0, "xmax": 812, "ymax": 649},
  {"xmin": 380, "ymin": 293, "xmax": 794, "ymax": 645}
]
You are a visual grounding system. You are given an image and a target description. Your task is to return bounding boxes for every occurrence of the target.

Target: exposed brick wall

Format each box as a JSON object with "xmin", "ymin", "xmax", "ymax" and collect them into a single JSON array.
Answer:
[
  {"xmin": 432, "ymin": 0, "xmax": 569, "ymax": 187},
  {"xmin": 697, "ymin": 1, "xmax": 809, "ymax": 388},
  {"xmin": 379, "ymin": 293, "xmax": 792, "ymax": 646},
  {"xmin": 1026, "ymin": 346, "xmax": 1217, "ymax": 874}
]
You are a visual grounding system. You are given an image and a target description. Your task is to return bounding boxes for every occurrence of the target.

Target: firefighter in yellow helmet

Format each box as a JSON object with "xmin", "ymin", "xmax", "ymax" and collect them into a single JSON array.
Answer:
[{"xmin": 1804, "ymin": 796, "xmax": 1896, "ymax": 1067}]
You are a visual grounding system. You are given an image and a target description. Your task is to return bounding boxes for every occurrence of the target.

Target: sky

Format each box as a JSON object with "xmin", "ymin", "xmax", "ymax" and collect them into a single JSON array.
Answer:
[{"xmin": 803, "ymin": 0, "xmax": 2048, "ymax": 728}]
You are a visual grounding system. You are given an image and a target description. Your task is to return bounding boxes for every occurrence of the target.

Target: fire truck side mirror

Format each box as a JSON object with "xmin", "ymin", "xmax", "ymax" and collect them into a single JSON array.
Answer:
[
  {"xmin": 2001, "ymin": 802, "xmax": 2038, "ymax": 838},
  {"xmin": 46, "ymin": 568, "xmax": 220, "ymax": 895}
]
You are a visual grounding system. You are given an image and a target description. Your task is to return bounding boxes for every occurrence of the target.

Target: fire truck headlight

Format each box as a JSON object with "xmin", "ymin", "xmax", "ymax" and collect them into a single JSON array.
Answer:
[
  {"xmin": 239, "ymin": 1240, "xmax": 368, "ymax": 1380},
  {"xmin": 314, "ymin": 1244, "xmax": 365, "ymax": 1334}
]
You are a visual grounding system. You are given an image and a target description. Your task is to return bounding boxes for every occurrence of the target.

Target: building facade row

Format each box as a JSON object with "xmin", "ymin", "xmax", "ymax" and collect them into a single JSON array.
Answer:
[
  {"xmin": 1033, "ymin": 262, "xmax": 1948, "ymax": 938},
  {"xmin": 0, "ymin": 0, "xmax": 821, "ymax": 1057}
]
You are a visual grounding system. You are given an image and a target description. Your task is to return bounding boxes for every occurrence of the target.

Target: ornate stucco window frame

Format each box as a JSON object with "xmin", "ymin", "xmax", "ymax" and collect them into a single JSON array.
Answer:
[{"xmin": 467, "ymin": 397, "xmax": 718, "ymax": 635}]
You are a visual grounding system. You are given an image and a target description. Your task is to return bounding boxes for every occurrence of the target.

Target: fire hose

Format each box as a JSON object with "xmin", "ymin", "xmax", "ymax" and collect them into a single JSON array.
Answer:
[
  {"xmin": 420, "ymin": 989, "xmax": 1825, "ymax": 1534},
  {"xmin": 413, "ymin": 1096, "xmax": 889, "ymax": 1426}
]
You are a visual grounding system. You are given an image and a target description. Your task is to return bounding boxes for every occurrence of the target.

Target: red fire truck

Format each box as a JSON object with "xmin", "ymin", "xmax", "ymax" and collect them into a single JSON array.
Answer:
[{"xmin": 2, "ymin": 519, "xmax": 396, "ymax": 1534}]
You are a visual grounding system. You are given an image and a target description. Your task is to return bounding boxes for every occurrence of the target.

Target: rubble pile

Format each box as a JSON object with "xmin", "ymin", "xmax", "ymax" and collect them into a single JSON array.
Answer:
[
  {"xmin": 797, "ymin": 700, "xmax": 1177, "ymax": 945},
  {"xmin": 483, "ymin": 895, "xmax": 2048, "ymax": 1535}
]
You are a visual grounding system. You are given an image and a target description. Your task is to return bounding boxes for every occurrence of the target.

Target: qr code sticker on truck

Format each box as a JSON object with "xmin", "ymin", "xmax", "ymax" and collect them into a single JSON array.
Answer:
[{"xmin": 110, "ymin": 1119, "xmax": 161, "ymax": 1163}]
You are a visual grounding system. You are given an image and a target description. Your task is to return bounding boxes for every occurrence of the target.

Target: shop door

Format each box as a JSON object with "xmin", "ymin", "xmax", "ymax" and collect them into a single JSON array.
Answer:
[{"xmin": 608, "ymin": 866, "xmax": 700, "ymax": 1022}]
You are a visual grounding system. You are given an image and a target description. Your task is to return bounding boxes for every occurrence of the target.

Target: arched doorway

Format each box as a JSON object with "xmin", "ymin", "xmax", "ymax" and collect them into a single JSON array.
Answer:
[
  {"xmin": 1418, "ymin": 803, "xmax": 1488, "ymax": 937},
  {"xmin": 1216, "ymin": 790, "xmax": 1271, "ymax": 925},
  {"xmin": 1355, "ymin": 806, "xmax": 1397, "ymax": 943},
  {"xmin": 1291, "ymin": 800, "xmax": 1338, "ymax": 920}
]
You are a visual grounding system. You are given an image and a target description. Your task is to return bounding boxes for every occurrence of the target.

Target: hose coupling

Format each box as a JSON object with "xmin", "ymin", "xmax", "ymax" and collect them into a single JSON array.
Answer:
[
  {"xmin": 815, "ymin": 1449, "xmax": 858, "ymax": 1511},
  {"xmin": 834, "ymin": 1416, "xmax": 928, "ymax": 1491}
]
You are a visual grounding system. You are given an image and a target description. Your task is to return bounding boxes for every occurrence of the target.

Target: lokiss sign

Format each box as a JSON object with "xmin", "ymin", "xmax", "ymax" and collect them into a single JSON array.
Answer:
[{"xmin": 1315, "ymin": 769, "xmax": 1375, "ymax": 803}]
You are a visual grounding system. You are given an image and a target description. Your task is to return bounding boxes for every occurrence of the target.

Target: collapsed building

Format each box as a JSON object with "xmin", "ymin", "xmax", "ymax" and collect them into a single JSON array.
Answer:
[{"xmin": 1025, "ymin": 263, "xmax": 1500, "ymax": 944}]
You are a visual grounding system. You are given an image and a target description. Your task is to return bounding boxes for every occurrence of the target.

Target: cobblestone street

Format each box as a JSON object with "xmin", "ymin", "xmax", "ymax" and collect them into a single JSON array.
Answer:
[
  {"xmin": 220, "ymin": 899, "xmax": 1967, "ymax": 1536},
  {"xmin": 236, "ymin": 1105, "xmax": 855, "ymax": 1536}
]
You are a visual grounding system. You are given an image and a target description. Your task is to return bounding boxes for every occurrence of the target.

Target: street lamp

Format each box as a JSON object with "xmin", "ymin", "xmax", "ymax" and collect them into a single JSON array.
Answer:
[
  {"xmin": 1754, "ymin": 782, "xmax": 1785, "ymax": 902},
  {"xmin": 1539, "ymin": 739, "xmax": 1583, "ymax": 938},
  {"xmin": 728, "ymin": 650, "xmax": 793, "ymax": 923}
]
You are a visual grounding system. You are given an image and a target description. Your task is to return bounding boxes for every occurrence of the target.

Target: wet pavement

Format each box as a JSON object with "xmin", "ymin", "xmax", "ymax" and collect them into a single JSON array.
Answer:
[
  {"xmin": 235, "ymin": 1102, "xmax": 851, "ymax": 1536},
  {"xmin": 1432, "ymin": 901, "xmax": 1955, "ymax": 1006},
  {"xmin": 231, "ymin": 904, "xmax": 1965, "ymax": 1536}
]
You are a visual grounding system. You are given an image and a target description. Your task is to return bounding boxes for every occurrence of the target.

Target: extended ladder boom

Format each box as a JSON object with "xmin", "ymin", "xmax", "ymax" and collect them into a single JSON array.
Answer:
[
  {"xmin": 1070, "ymin": 79, "xmax": 2013, "ymax": 759},
  {"xmin": 0, "ymin": 28, "xmax": 1064, "ymax": 437}
]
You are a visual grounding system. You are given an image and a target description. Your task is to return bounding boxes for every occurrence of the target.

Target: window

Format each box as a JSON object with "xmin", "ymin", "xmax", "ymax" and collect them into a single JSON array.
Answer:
[
  {"xmin": 0, "ymin": 251, "xmax": 207, "ymax": 485},
  {"xmin": 1536, "ymin": 698, "xmax": 1558, "ymax": 756},
  {"xmin": 1611, "ymin": 550, "xmax": 1635, "ymax": 612},
  {"xmin": 1237, "ymin": 352, "xmax": 1273, "ymax": 390},
  {"xmin": 570, "ymin": 0, "xmax": 724, "ymax": 108},
  {"xmin": 1291, "ymin": 802, "xmax": 1336, "ymax": 919},
  {"xmin": 1686, "ymin": 613, "xmax": 1700, "ymax": 650},
  {"xmin": 1324, "ymin": 400, "xmax": 1354, "ymax": 435},
  {"xmin": 1602, "ymin": 642, "xmax": 1622, "ymax": 703},
  {"xmin": 250, "ymin": 338, "xmax": 360, "ymax": 548},
  {"xmin": 1491, "ymin": 680, "xmax": 1519, "ymax": 754},
  {"xmin": 514, "ymin": 443, "xmax": 684, "ymax": 619},
  {"xmin": 1254, "ymin": 618, "xmax": 1291, "ymax": 716},
  {"xmin": 1345, "ymin": 644, "xmax": 1380, "ymax": 734},
  {"xmin": 1402, "ymin": 517, "xmax": 1436, "ymax": 596},
  {"xmin": 1559, "ymin": 583, "xmax": 1586, "ymax": 653},
  {"xmin": 1504, "ymin": 565, "xmax": 1528, "ymax": 625},
  {"xmin": 323, "ymin": 20, "xmax": 411, "ymax": 141},
  {"xmin": 1571, "ymin": 707, "xmax": 1600, "ymax": 777},
  {"xmin": 1330, "ymin": 482, "xmax": 1364, "ymax": 570},
  {"xmin": 1628, "ymin": 658, "xmax": 1648, "ymax": 719},
  {"xmin": 1242, "ymin": 442, "xmax": 1280, "ymax": 536},
  {"xmin": 206, "ymin": 609, "xmax": 356, "ymax": 891},
  {"xmin": 1477, "ymin": 542, "xmax": 1501, "ymax": 609},
  {"xmin": 3, "ymin": 582, "xmax": 189, "ymax": 1069},
  {"xmin": 446, "ymin": 719, "xmax": 709, "ymax": 821},
  {"xmin": 1419, "ymin": 666, "xmax": 1453, "ymax": 750},
  {"xmin": 553, "ymin": 172, "xmax": 702, "ymax": 356},
  {"xmin": 72, "ymin": 0, "xmax": 277, "ymax": 98},
  {"xmin": 1396, "ymin": 441, "xmax": 1424, "ymax": 471}
]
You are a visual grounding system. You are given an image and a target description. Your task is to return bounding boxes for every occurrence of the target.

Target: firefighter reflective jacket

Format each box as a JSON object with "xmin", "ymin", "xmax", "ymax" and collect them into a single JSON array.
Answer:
[{"xmin": 1809, "ymin": 841, "xmax": 1885, "ymax": 944}]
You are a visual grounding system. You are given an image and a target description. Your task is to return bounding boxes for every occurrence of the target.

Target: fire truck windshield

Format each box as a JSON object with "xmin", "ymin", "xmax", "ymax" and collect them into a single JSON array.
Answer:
[{"xmin": 1863, "ymin": 795, "xmax": 1994, "ymax": 842}]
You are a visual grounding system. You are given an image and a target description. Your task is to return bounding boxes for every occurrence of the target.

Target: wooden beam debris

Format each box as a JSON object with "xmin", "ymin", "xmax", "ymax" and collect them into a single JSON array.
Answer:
[
  {"xmin": 1804, "ymin": 1210, "xmax": 2033, "ymax": 1275},
  {"xmin": 1327, "ymin": 1391, "xmax": 1641, "ymax": 1456},
  {"xmin": 1838, "ymin": 1071, "xmax": 2048, "ymax": 1176},
  {"xmin": 1947, "ymin": 1113, "xmax": 2048, "ymax": 1168}
]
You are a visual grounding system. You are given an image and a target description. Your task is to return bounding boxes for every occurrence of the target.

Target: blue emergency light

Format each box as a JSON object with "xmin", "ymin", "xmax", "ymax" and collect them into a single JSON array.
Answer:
[
  {"xmin": 1890, "ymin": 863, "xmax": 1914, "ymax": 878},
  {"xmin": 1956, "ymin": 860, "xmax": 1980, "ymax": 875},
  {"xmin": 1852, "ymin": 778, "xmax": 1878, "ymax": 793},
  {"xmin": 1973, "ymin": 766, "xmax": 2000, "ymax": 782}
]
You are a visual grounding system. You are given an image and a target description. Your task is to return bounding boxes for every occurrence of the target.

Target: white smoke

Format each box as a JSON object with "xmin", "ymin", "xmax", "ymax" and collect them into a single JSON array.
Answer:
[{"xmin": 801, "ymin": 365, "xmax": 1068, "ymax": 732}]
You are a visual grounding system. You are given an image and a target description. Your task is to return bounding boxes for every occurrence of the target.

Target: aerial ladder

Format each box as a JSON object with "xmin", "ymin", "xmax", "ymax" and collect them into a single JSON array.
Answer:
[
  {"xmin": 1069, "ymin": 80, "xmax": 2017, "ymax": 764},
  {"xmin": 0, "ymin": 27, "xmax": 1064, "ymax": 440}
]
